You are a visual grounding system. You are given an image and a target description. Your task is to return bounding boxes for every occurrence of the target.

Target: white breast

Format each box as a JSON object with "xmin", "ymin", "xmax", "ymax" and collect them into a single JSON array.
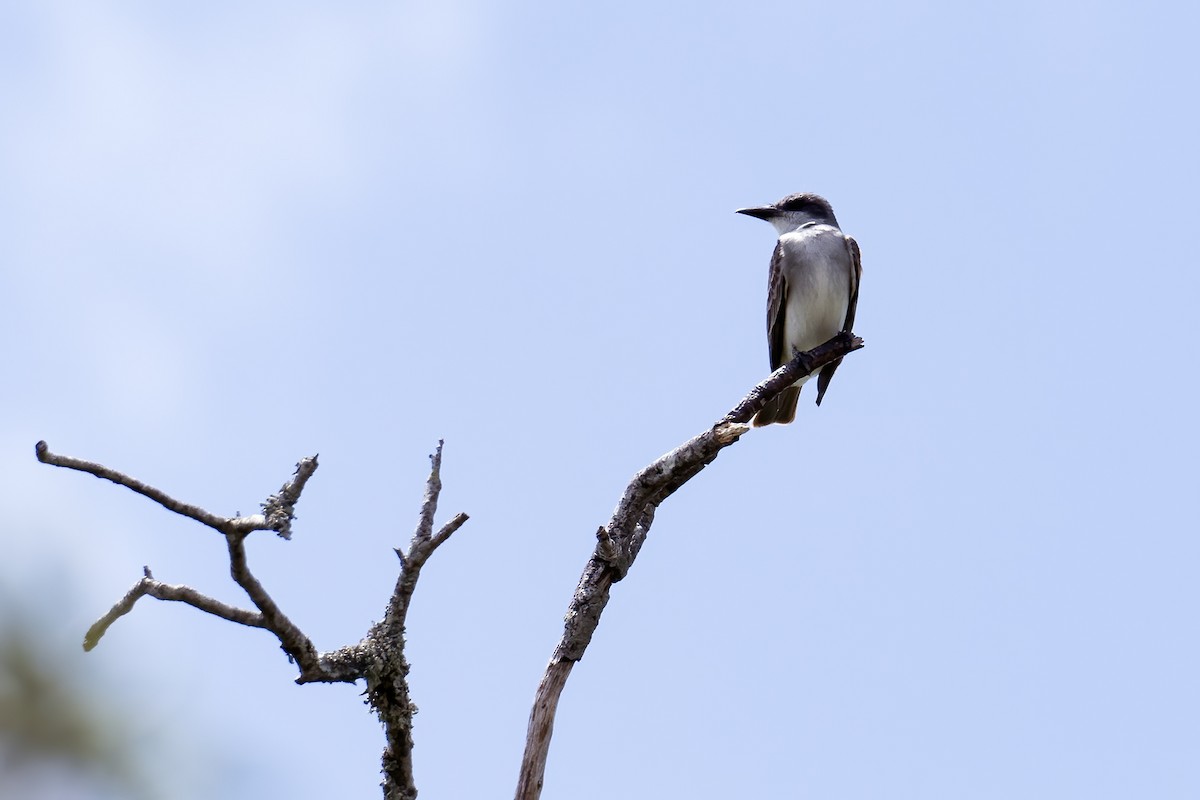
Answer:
[{"xmin": 779, "ymin": 225, "xmax": 852, "ymax": 374}]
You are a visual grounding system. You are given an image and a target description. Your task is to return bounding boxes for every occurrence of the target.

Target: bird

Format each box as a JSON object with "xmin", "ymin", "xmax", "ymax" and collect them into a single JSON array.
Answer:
[{"xmin": 736, "ymin": 192, "xmax": 862, "ymax": 426}]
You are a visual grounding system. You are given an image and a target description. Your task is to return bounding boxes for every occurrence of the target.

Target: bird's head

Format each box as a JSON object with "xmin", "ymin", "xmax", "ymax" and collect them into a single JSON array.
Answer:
[{"xmin": 736, "ymin": 192, "xmax": 838, "ymax": 236}]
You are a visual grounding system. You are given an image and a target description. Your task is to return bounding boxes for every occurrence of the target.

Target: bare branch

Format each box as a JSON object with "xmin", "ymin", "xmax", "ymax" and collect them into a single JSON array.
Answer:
[
  {"xmin": 36, "ymin": 442, "xmax": 349, "ymax": 681},
  {"xmin": 224, "ymin": 530, "xmax": 331, "ymax": 682},
  {"xmin": 365, "ymin": 441, "xmax": 469, "ymax": 800},
  {"xmin": 515, "ymin": 331, "xmax": 864, "ymax": 800},
  {"xmin": 34, "ymin": 441, "xmax": 320, "ymax": 539},
  {"xmin": 414, "ymin": 440, "xmax": 444, "ymax": 543},
  {"xmin": 722, "ymin": 331, "xmax": 864, "ymax": 425},
  {"xmin": 84, "ymin": 567, "xmax": 267, "ymax": 651},
  {"xmin": 430, "ymin": 511, "xmax": 469, "ymax": 550},
  {"xmin": 42, "ymin": 435, "xmax": 468, "ymax": 800},
  {"xmin": 36, "ymin": 441, "xmax": 234, "ymax": 533},
  {"xmin": 515, "ymin": 662, "xmax": 574, "ymax": 800},
  {"xmin": 261, "ymin": 455, "xmax": 319, "ymax": 539}
]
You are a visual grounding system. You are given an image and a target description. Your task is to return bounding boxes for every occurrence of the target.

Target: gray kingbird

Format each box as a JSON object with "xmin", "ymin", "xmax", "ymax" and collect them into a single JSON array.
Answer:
[{"xmin": 736, "ymin": 192, "xmax": 862, "ymax": 426}]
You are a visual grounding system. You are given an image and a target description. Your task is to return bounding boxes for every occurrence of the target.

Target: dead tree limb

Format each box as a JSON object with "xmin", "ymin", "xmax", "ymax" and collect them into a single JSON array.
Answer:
[
  {"xmin": 367, "ymin": 442, "xmax": 469, "ymax": 800},
  {"xmin": 35, "ymin": 439, "xmax": 468, "ymax": 800},
  {"xmin": 514, "ymin": 331, "xmax": 864, "ymax": 800},
  {"xmin": 83, "ymin": 566, "xmax": 268, "ymax": 651}
]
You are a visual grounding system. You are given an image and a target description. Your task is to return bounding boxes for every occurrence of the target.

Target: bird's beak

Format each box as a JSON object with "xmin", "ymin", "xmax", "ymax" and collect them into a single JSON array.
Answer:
[{"xmin": 735, "ymin": 206, "xmax": 777, "ymax": 221}]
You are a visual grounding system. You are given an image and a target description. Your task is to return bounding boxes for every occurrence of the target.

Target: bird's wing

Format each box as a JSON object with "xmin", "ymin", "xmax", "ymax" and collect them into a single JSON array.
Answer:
[
  {"xmin": 766, "ymin": 240, "xmax": 789, "ymax": 370},
  {"xmin": 814, "ymin": 234, "xmax": 863, "ymax": 406},
  {"xmin": 842, "ymin": 234, "xmax": 862, "ymax": 333},
  {"xmin": 756, "ymin": 241, "xmax": 802, "ymax": 426}
]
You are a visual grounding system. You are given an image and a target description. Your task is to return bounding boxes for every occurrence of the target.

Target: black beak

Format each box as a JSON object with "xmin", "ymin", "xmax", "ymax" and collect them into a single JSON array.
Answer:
[{"xmin": 735, "ymin": 205, "xmax": 777, "ymax": 221}]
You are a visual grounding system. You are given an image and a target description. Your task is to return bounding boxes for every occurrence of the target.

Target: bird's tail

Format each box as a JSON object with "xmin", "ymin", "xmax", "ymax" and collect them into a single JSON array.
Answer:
[{"xmin": 752, "ymin": 386, "xmax": 801, "ymax": 427}]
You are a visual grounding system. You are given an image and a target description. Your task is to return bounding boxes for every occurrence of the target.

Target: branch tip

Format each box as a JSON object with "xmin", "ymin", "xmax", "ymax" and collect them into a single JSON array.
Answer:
[
  {"xmin": 430, "ymin": 512, "xmax": 469, "ymax": 549},
  {"xmin": 261, "ymin": 455, "xmax": 319, "ymax": 540},
  {"xmin": 713, "ymin": 421, "xmax": 750, "ymax": 444}
]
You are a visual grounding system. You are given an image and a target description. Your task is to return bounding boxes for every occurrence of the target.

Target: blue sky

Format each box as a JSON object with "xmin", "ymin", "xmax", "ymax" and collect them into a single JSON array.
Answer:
[{"xmin": 3, "ymin": 1, "xmax": 1199, "ymax": 798}]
